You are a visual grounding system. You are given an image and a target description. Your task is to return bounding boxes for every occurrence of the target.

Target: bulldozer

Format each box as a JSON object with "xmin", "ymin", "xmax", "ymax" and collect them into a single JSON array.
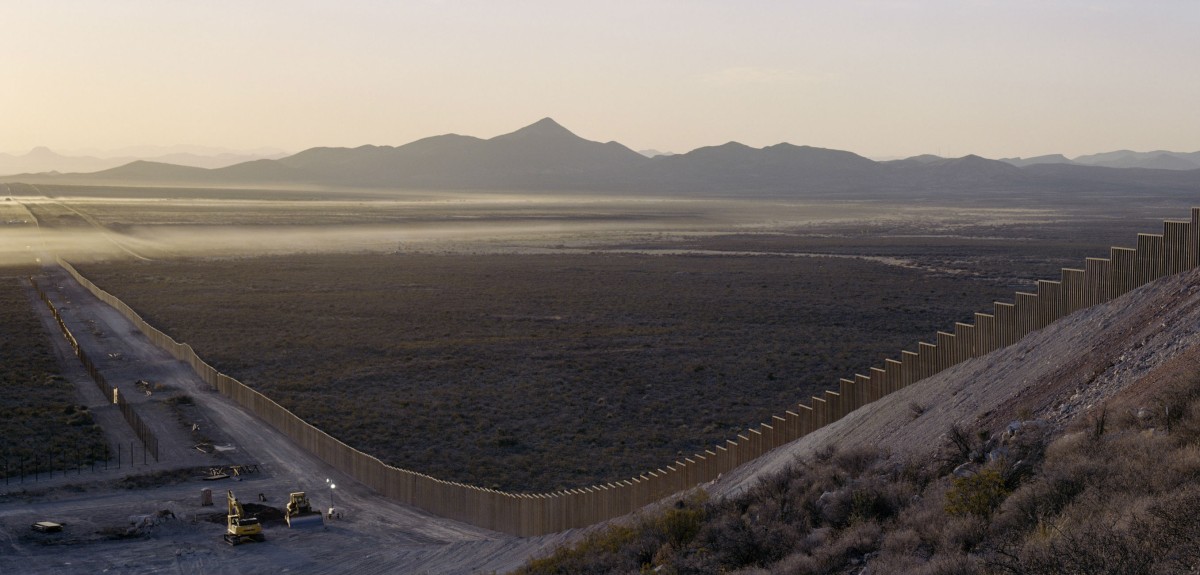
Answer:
[
  {"xmin": 285, "ymin": 491, "xmax": 324, "ymax": 528},
  {"xmin": 224, "ymin": 489, "xmax": 265, "ymax": 545}
]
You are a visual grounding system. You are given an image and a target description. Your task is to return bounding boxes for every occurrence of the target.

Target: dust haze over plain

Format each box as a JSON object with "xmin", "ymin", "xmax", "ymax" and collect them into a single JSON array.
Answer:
[{"xmin": 0, "ymin": 193, "xmax": 941, "ymax": 267}]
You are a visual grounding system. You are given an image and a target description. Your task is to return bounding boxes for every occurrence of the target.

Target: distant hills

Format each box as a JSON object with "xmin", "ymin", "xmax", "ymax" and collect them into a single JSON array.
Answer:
[
  {"xmin": 0, "ymin": 146, "xmax": 288, "ymax": 176},
  {"xmin": 270, "ymin": 117, "xmax": 647, "ymax": 190},
  {"xmin": 1000, "ymin": 150, "xmax": 1200, "ymax": 170},
  {"xmin": 4, "ymin": 119, "xmax": 1199, "ymax": 197},
  {"xmin": 637, "ymin": 149, "xmax": 676, "ymax": 158}
]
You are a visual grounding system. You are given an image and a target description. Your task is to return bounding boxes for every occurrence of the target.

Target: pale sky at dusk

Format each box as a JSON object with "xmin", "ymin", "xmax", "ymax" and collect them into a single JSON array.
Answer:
[{"xmin": 4, "ymin": 1, "xmax": 1198, "ymax": 159}]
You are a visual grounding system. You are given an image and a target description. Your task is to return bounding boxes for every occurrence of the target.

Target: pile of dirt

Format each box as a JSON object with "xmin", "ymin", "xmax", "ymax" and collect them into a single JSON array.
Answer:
[
  {"xmin": 198, "ymin": 502, "xmax": 284, "ymax": 526},
  {"xmin": 242, "ymin": 502, "xmax": 286, "ymax": 524}
]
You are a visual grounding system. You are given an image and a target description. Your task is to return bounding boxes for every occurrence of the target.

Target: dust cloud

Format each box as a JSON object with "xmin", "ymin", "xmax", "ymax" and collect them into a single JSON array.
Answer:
[{"xmin": 0, "ymin": 194, "xmax": 1059, "ymax": 267}]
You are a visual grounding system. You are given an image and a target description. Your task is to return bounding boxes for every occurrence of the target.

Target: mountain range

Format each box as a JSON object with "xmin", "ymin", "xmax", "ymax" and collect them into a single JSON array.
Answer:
[
  {"xmin": 1001, "ymin": 149, "xmax": 1200, "ymax": 170},
  {"xmin": 5, "ymin": 119, "xmax": 1199, "ymax": 197},
  {"xmin": 0, "ymin": 146, "xmax": 288, "ymax": 175}
]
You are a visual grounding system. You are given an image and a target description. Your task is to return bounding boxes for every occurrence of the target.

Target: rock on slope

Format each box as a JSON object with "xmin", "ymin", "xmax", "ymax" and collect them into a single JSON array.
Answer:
[{"xmin": 713, "ymin": 266, "xmax": 1200, "ymax": 498}]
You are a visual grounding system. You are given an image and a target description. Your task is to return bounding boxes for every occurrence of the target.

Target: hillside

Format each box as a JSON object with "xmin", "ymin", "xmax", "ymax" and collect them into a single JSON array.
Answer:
[
  {"xmin": 720, "ymin": 265, "xmax": 1200, "ymax": 493},
  {"xmin": 517, "ymin": 266, "xmax": 1200, "ymax": 573},
  {"xmin": 270, "ymin": 117, "xmax": 649, "ymax": 189},
  {"xmin": 1074, "ymin": 149, "xmax": 1200, "ymax": 171}
]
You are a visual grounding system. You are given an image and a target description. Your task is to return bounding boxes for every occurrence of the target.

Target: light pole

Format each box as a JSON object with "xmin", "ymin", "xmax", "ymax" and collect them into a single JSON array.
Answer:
[{"xmin": 326, "ymin": 478, "xmax": 336, "ymax": 518}]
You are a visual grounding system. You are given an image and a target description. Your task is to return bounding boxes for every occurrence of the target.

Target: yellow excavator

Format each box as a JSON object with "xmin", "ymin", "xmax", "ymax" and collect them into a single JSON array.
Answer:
[
  {"xmin": 224, "ymin": 489, "xmax": 265, "ymax": 545},
  {"xmin": 285, "ymin": 492, "xmax": 324, "ymax": 528}
]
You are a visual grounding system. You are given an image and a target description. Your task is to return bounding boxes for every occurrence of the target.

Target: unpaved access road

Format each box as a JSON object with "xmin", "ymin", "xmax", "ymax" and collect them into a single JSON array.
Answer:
[{"xmin": 0, "ymin": 264, "xmax": 572, "ymax": 574}]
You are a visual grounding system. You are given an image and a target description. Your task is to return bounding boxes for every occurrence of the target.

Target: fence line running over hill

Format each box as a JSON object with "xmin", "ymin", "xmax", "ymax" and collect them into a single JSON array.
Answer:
[
  {"xmin": 28, "ymin": 276, "xmax": 160, "ymax": 462},
  {"xmin": 56, "ymin": 207, "xmax": 1200, "ymax": 536}
]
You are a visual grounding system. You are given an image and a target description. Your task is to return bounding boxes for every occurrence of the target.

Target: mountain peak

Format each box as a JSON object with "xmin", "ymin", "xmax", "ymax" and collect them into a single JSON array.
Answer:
[
  {"xmin": 26, "ymin": 146, "xmax": 60, "ymax": 158},
  {"xmin": 527, "ymin": 117, "xmax": 568, "ymax": 131},
  {"xmin": 492, "ymin": 117, "xmax": 579, "ymax": 142}
]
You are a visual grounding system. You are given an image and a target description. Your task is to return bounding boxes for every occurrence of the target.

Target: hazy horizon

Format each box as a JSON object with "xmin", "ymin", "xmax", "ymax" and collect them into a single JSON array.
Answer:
[
  {"xmin": 4, "ymin": 120, "xmax": 1200, "ymax": 164},
  {"xmin": 5, "ymin": 1, "xmax": 1198, "ymax": 160}
]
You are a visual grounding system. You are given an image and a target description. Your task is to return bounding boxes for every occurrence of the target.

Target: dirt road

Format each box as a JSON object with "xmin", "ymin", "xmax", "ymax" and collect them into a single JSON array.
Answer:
[{"xmin": 0, "ymin": 265, "xmax": 571, "ymax": 574}]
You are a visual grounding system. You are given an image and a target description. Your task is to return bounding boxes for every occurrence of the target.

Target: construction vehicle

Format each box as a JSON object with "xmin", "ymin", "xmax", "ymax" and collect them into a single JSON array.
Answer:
[
  {"xmin": 285, "ymin": 492, "xmax": 324, "ymax": 528},
  {"xmin": 224, "ymin": 489, "xmax": 264, "ymax": 545}
]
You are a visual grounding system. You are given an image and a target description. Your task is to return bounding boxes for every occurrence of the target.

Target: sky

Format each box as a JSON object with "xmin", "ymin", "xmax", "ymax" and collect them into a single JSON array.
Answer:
[{"xmin": 4, "ymin": 1, "xmax": 1199, "ymax": 159}]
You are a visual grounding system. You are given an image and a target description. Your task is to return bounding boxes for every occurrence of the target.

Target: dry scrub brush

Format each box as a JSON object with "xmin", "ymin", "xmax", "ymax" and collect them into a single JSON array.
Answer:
[
  {"xmin": 76, "ymin": 253, "xmax": 1014, "ymax": 491},
  {"xmin": 0, "ymin": 272, "xmax": 108, "ymax": 476},
  {"xmin": 517, "ymin": 366, "xmax": 1200, "ymax": 574}
]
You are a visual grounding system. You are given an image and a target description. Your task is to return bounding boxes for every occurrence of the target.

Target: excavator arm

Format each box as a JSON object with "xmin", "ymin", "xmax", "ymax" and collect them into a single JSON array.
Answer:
[{"xmin": 224, "ymin": 489, "xmax": 264, "ymax": 545}]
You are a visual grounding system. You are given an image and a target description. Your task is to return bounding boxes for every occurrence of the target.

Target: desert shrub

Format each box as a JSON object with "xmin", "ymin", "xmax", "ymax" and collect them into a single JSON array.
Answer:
[
  {"xmin": 1017, "ymin": 519, "xmax": 1157, "ymax": 575},
  {"xmin": 812, "ymin": 520, "xmax": 882, "ymax": 570},
  {"xmin": 1153, "ymin": 371, "xmax": 1200, "ymax": 436},
  {"xmin": 990, "ymin": 469, "xmax": 1084, "ymax": 537},
  {"xmin": 879, "ymin": 526, "xmax": 926, "ymax": 559},
  {"xmin": 520, "ymin": 525, "xmax": 640, "ymax": 575},
  {"xmin": 519, "ymin": 402, "xmax": 1200, "ymax": 574},
  {"xmin": 521, "ymin": 355, "xmax": 1200, "ymax": 575},
  {"xmin": 979, "ymin": 365, "xmax": 1200, "ymax": 574},
  {"xmin": 1, "ymin": 273, "xmax": 107, "ymax": 477},
  {"xmin": 944, "ymin": 467, "xmax": 1009, "ymax": 518},
  {"xmin": 831, "ymin": 445, "xmax": 879, "ymax": 476},
  {"xmin": 518, "ymin": 445, "xmax": 910, "ymax": 575},
  {"xmin": 1143, "ymin": 486, "xmax": 1200, "ymax": 570},
  {"xmin": 655, "ymin": 504, "xmax": 706, "ymax": 548},
  {"xmin": 937, "ymin": 515, "xmax": 987, "ymax": 553},
  {"xmin": 77, "ymin": 252, "xmax": 1016, "ymax": 491},
  {"xmin": 907, "ymin": 555, "xmax": 981, "ymax": 575},
  {"xmin": 519, "ymin": 494, "xmax": 713, "ymax": 575}
]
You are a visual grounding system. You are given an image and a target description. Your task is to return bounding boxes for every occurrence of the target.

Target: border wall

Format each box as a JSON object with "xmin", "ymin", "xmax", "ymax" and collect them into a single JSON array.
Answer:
[
  {"xmin": 29, "ymin": 276, "xmax": 160, "ymax": 461},
  {"xmin": 56, "ymin": 207, "xmax": 1200, "ymax": 536}
]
